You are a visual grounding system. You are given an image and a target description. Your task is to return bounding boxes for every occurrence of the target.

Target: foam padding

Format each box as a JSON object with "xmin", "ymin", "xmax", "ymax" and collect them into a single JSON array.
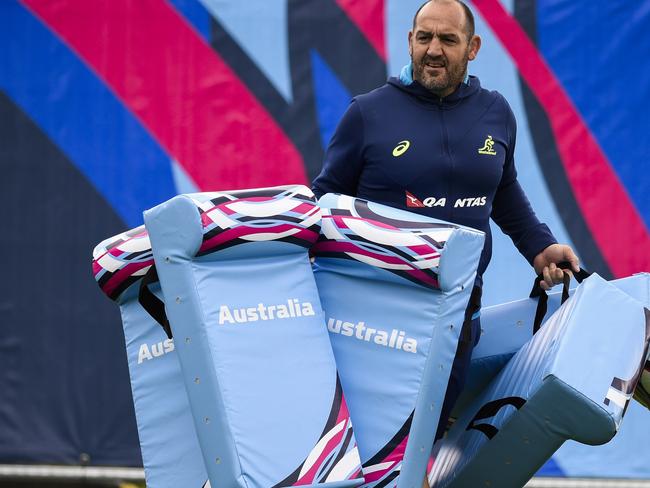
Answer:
[
  {"xmin": 144, "ymin": 185, "xmax": 364, "ymax": 488},
  {"xmin": 428, "ymin": 274, "xmax": 650, "ymax": 488},
  {"xmin": 454, "ymin": 273, "xmax": 650, "ymax": 417},
  {"xmin": 92, "ymin": 227, "xmax": 209, "ymax": 488},
  {"xmin": 312, "ymin": 194, "xmax": 485, "ymax": 487}
]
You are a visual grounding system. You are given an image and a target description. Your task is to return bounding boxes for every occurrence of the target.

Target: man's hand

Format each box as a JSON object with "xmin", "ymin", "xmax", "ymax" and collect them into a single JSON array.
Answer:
[{"xmin": 532, "ymin": 244, "xmax": 579, "ymax": 291}]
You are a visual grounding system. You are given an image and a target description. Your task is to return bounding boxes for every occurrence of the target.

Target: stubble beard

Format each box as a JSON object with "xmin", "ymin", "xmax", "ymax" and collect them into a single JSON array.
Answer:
[{"xmin": 412, "ymin": 50, "xmax": 470, "ymax": 97}]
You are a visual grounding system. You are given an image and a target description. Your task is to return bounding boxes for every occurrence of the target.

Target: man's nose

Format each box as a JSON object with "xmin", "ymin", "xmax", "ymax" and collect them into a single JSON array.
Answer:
[{"xmin": 427, "ymin": 38, "xmax": 443, "ymax": 57}]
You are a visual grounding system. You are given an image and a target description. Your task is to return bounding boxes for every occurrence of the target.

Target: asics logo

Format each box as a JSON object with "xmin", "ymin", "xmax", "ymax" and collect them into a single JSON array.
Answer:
[{"xmin": 392, "ymin": 140, "xmax": 411, "ymax": 157}]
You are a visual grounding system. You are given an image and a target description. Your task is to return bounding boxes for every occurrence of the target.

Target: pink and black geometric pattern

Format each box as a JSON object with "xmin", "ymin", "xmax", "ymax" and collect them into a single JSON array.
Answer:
[
  {"xmin": 360, "ymin": 412, "xmax": 413, "ymax": 487},
  {"xmin": 272, "ymin": 377, "xmax": 363, "ymax": 486},
  {"xmin": 312, "ymin": 196, "xmax": 457, "ymax": 290},
  {"xmin": 92, "ymin": 225, "xmax": 153, "ymax": 301},
  {"xmin": 637, "ymin": 360, "xmax": 650, "ymax": 410},
  {"xmin": 190, "ymin": 185, "xmax": 322, "ymax": 257},
  {"xmin": 629, "ymin": 310, "xmax": 650, "ymax": 410}
]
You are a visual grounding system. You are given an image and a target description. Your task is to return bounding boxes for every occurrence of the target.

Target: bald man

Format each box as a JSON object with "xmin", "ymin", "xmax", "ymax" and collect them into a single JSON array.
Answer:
[{"xmin": 313, "ymin": 1, "xmax": 578, "ymax": 483}]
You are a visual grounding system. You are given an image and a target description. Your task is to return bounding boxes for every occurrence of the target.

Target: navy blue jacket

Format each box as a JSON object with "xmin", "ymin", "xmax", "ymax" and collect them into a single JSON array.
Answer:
[{"xmin": 312, "ymin": 75, "xmax": 556, "ymax": 285}]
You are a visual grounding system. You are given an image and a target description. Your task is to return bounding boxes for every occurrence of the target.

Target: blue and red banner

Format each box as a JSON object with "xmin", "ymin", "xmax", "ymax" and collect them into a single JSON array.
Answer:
[{"xmin": 1, "ymin": 0, "xmax": 648, "ymax": 478}]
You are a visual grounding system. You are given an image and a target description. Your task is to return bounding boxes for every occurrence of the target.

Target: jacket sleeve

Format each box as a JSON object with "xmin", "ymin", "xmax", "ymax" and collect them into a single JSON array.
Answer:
[
  {"xmin": 491, "ymin": 97, "xmax": 557, "ymax": 265},
  {"xmin": 311, "ymin": 100, "xmax": 365, "ymax": 199}
]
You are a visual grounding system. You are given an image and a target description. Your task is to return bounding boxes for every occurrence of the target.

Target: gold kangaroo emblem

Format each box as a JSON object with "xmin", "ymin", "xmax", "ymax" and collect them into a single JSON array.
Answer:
[{"xmin": 478, "ymin": 135, "xmax": 497, "ymax": 155}]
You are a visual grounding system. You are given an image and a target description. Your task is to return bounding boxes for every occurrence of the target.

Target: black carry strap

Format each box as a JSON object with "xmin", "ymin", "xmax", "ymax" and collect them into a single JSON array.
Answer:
[
  {"xmin": 529, "ymin": 261, "xmax": 591, "ymax": 334},
  {"xmin": 461, "ymin": 286, "xmax": 482, "ymax": 344},
  {"xmin": 138, "ymin": 266, "xmax": 173, "ymax": 339}
]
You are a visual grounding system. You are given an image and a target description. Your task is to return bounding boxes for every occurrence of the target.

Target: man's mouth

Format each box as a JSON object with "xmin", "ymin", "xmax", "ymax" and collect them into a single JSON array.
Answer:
[{"xmin": 424, "ymin": 61, "xmax": 445, "ymax": 70}]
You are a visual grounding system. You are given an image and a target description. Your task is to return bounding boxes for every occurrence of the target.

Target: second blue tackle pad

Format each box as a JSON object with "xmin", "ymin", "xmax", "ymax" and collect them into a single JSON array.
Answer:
[{"xmin": 311, "ymin": 194, "xmax": 485, "ymax": 487}]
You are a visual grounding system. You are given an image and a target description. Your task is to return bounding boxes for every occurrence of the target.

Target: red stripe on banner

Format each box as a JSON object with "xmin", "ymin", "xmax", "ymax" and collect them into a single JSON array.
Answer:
[
  {"xmin": 336, "ymin": 0, "xmax": 386, "ymax": 60},
  {"xmin": 473, "ymin": 0, "xmax": 650, "ymax": 277},
  {"xmin": 22, "ymin": 0, "xmax": 307, "ymax": 191}
]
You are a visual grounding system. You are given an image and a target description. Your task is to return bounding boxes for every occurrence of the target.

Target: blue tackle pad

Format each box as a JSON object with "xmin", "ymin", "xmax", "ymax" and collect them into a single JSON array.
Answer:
[
  {"xmin": 428, "ymin": 273, "xmax": 650, "ymax": 488},
  {"xmin": 454, "ymin": 273, "xmax": 650, "ymax": 417},
  {"xmin": 311, "ymin": 194, "xmax": 485, "ymax": 487},
  {"xmin": 143, "ymin": 185, "xmax": 364, "ymax": 488},
  {"xmin": 92, "ymin": 227, "xmax": 209, "ymax": 488}
]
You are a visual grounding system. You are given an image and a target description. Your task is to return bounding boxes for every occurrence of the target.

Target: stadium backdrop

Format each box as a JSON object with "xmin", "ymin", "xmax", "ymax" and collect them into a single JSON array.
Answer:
[{"xmin": 1, "ymin": 0, "xmax": 648, "ymax": 479}]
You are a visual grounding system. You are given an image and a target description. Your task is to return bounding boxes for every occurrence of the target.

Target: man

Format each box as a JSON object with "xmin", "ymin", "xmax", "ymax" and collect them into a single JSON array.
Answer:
[{"xmin": 312, "ymin": 0, "xmax": 579, "ymax": 458}]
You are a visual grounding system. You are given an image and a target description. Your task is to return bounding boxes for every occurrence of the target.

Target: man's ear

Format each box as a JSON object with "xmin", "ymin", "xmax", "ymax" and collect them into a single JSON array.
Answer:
[
  {"xmin": 468, "ymin": 35, "xmax": 481, "ymax": 61},
  {"xmin": 408, "ymin": 30, "xmax": 414, "ymax": 57}
]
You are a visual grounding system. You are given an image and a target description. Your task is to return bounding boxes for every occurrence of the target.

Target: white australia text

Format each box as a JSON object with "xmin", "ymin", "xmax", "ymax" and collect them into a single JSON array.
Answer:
[
  {"xmin": 327, "ymin": 317, "xmax": 417, "ymax": 353},
  {"xmin": 218, "ymin": 299, "xmax": 315, "ymax": 325},
  {"xmin": 138, "ymin": 338, "xmax": 175, "ymax": 364}
]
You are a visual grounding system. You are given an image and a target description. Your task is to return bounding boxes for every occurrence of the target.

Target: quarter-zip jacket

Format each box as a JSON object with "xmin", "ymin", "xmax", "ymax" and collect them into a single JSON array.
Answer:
[{"xmin": 312, "ymin": 75, "xmax": 557, "ymax": 286}]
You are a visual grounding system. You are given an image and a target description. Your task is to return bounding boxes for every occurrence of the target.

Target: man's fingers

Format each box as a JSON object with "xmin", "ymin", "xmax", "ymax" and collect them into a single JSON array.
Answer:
[
  {"xmin": 548, "ymin": 262, "xmax": 562, "ymax": 283},
  {"xmin": 535, "ymin": 245, "xmax": 580, "ymax": 290},
  {"xmin": 571, "ymin": 258, "xmax": 580, "ymax": 273},
  {"xmin": 542, "ymin": 266, "xmax": 553, "ymax": 288},
  {"xmin": 564, "ymin": 246, "xmax": 580, "ymax": 272}
]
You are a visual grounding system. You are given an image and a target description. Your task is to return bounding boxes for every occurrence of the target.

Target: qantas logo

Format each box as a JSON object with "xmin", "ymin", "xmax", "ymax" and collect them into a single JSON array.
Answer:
[
  {"xmin": 405, "ymin": 191, "xmax": 486, "ymax": 208},
  {"xmin": 392, "ymin": 140, "xmax": 411, "ymax": 157},
  {"xmin": 405, "ymin": 191, "xmax": 425, "ymax": 207}
]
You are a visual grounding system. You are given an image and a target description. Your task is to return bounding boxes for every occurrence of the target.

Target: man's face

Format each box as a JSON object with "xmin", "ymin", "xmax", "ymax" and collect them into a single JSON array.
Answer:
[{"xmin": 408, "ymin": 1, "xmax": 480, "ymax": 97}]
